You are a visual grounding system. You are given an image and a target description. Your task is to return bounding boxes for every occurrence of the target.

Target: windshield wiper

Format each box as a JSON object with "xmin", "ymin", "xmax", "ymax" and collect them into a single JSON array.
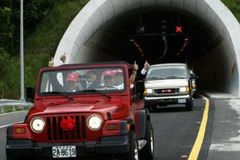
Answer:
[
  {"xmin": 41, "ymin": 91, "xmax": 74, "ymax": 101},
  {"xmin": 79, "ymin": 90, "xmax": 112, "ymax": 99},
  {"xmin": 147, "ymin": 77, "xmax": 166, "ymax": 80},
  {"xmin": 165, "ymin": 76, "xmax": 185, "ymax": 79}
]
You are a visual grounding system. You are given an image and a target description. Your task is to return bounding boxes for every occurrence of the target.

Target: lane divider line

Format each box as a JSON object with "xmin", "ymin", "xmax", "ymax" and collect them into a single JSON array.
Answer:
[
  {"xmin": 188, "ymin": 95, "xmax": 209, "ymax": 160},
  {"xmin": 0, "ymin": 110, "xmax": 27, "ymax": 117},
  {"xmin": 0, "ymin": 121, "xmax": 23, "ymax": 129}
]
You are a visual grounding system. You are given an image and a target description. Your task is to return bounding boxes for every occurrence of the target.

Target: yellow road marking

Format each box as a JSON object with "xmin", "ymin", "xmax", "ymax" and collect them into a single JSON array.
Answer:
[{"xmin": 188, "ymin": 96, "xmax": 209, "ymax": 160}]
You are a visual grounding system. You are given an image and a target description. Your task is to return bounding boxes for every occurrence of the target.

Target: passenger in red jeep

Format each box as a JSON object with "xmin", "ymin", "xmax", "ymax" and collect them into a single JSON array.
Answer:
[{"xmin": 65, "ymin": 73, "xmax": 78, "ymax": 92}]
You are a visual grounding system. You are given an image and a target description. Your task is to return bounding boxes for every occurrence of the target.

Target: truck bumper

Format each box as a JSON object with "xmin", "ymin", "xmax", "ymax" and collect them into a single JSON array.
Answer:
[
  {"xmin": 144, "ymin": 95, "xmax": 191, "ymax": 106},
  {"xmin": 6, "ymin": 135, "xmax": 130, "ymax": 159}
]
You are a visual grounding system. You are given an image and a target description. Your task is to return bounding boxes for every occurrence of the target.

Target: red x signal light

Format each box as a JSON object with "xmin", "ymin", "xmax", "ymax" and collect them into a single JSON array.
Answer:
[{"xmin": 176, "ymin": 26, "xmax": 183, "ymax": 33}]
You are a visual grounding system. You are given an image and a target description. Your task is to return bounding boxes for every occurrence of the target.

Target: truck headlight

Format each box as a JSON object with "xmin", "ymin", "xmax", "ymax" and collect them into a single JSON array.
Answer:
[
  {"xmin": 179, "ymin": 86, "xmax": 189, "ymax": 93},
  {"xmin": 145, "ymin": 88, "xmax": 153, "ymax": 95},
  {"xmin": 87, "ymin": 114, "xmax": 103, "ymax": 131},
  {"xmin": 30, "ymin": 117, "xmax": 45, "ymax": 133}
]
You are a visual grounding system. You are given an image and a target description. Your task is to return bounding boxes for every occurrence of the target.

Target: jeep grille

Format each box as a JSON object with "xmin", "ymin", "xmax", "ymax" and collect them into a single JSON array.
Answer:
[{"xmin": 46, "ymin": 115, "xmax": 86, "ymax": 141}]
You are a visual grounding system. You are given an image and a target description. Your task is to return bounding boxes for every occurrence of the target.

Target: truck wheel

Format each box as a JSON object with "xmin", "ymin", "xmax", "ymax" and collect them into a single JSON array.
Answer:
[
  {"xmin": 148, "ymin": 106, "xmax": 156, "ymax": 113},
  {"xmin": 139, "ymin": 121, "xmax": 154, "ymax": 160},
  {"xmin": 118, "ymin": 131, "xmax": 139, "ymax": 160},
  {"xmin": 186, "ymin": 99, "xmax": 193, "ymax": 111}
]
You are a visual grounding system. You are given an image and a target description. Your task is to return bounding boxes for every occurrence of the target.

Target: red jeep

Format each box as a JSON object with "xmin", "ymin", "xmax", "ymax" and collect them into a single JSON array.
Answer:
[{"xmin": 6, "ymin": 61, "xmax": 154, "ymax": 160}]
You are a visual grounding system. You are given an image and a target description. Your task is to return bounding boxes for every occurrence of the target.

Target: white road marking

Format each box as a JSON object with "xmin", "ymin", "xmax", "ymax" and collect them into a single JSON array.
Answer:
[
  {"xmin": 0, "ymin": 110, "xmax": 27, "ymax": 117},
  {"xmin": 0, "ymin": 121, "xmax": 23, "ymax": 129},
  {"xmin": 210, "ymin": 143, "xmax": 240, "ymax": 152}
]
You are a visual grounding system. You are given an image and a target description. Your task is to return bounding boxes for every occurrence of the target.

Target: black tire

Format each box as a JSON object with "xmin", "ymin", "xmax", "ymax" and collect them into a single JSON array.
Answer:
[
  {"xmin": 117, "ymin": 131, "xmax": 139, "ymax": 160},
  {"xmin": 186, "ymin": 98, "xmax": 193, "ymax": 111},
  {"xmin": 148, "ymin": 106, "xmax": 156, "ymax": 113},
  {"xmin": 6, "ymin": 156, "xmax": 16, "ymax": 160},
  {"xmin": 139, "ymin": 121, "xmax": 154, "ymax": 160},
  {"xmin": 6, "ymin": 155, "xmax": 28, "ymax": 160}
]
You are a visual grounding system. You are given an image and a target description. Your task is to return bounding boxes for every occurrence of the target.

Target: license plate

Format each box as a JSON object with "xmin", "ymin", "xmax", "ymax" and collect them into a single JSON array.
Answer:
[
  {"xmin": 178, "ymin": 99, "xmax": 186, "ymax": 103},
  {"xmin": 52, "ymin": 145, "xmax": 76, "ymax": 158}
]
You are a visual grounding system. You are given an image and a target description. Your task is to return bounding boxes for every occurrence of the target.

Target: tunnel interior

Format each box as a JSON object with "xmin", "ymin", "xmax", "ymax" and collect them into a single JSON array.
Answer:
[{"xmin": 84, "ymin": 7, "xmax": 226, "ymax": 92}]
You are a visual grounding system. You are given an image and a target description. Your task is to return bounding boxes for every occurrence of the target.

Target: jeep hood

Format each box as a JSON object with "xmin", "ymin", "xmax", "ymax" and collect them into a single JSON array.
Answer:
[
  {"xmin": 32, "ymin": 100, "xmax": 128, "ymax": 119},
  {"xmin": 145, "ymin": 79, "xmax": 188, "ymax": 88}
]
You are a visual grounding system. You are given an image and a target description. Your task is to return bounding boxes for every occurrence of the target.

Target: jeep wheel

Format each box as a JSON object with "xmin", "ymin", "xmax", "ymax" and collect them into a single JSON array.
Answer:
[
  {"xmin": 139, "ymin": 121, "xmax": 154, "ymax": 160},
  {"xmin": 6, "ymin": 156, "xmax": 16, "ymax": 160},
  {"xmin": 118, "ymin": 132, "xmax": 139, "ymax": 160},
  {"xmin": 7, "ymin": 155, "xmax": 29, "ymax": 160},
  {"xmin": 186, "ymin": 99, "xmax": 193, "ymax": 111}
]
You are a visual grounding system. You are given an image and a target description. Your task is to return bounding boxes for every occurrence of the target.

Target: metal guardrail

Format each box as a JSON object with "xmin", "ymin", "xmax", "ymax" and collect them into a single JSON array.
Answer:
[{"xmin": 0, "ymin": 99, "xmax": 33, "ymax": 114}]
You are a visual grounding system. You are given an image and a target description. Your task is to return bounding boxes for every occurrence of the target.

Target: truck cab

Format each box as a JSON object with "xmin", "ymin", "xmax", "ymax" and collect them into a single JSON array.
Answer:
[
  {"xmin": 6, "ymin": 61, "xmax": 154, "ymax": 160},
  {"xmin": 144, "ymin": 63, "xmax": 194, "ymax": 111}
]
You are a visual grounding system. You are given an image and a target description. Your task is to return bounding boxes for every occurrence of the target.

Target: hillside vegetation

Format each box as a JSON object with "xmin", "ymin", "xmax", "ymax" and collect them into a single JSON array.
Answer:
[
  {"xmin": 0, "ymin": 0, "xmax": 89, "ymax": 98},
  {"xmin": 0, "ymin": 0, "xmax": 239, "ymax": 99}
]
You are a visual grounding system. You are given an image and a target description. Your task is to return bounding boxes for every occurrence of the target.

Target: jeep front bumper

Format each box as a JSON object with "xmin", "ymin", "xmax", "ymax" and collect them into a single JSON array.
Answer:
[{"xmin": 6, "ymin": 135, "xmax": 130, "ymax": 159}]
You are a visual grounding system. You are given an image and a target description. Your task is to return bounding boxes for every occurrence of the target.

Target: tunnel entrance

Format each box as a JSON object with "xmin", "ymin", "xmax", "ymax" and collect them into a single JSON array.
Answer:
[
  {"xmin": 86, "ymin": 8, "xmax": 223, "ymax": 91},
  {"xmin": 55, "ymin": 0, "xmax": 240, "ymax": 95}
]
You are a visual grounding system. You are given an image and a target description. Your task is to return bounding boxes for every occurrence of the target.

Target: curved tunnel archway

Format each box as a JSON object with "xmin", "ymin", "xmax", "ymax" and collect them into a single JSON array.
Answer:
[{"xmin": 54, "ymin": 0, "xmax": 240, "ymax": 95}]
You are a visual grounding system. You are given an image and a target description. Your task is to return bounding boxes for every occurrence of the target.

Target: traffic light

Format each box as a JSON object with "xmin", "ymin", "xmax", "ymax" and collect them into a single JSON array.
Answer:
[{"xmin": 176, "ymin": 25, "xmax": 183, "ymax": 33}]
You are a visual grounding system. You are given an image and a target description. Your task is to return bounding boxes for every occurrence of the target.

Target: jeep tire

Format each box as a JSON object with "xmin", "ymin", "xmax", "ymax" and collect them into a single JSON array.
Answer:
[
  {"xmin": 139, "ymin": 121, "xmax": 154, "ymax": 160},
  {"xmin": 118, "ymin": 131, "xmax": 139, "ymax": 160},
  {"xmin": 7, "ymin": 155, "xmax": 30, "ymax": 160}
]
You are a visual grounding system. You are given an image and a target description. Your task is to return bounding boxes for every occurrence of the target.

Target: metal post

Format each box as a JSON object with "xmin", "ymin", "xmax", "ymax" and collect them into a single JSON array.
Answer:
[
  {"xmin": 13, "ymin": 106, "xmax": 16, "ymax": 112},
  {"xmin": 20, "ymin": 0, "xmax": 25, "ymax": 102},
  {"xmin": 1, "ymin": 107, "xmax": 4, "ymax": 114}
]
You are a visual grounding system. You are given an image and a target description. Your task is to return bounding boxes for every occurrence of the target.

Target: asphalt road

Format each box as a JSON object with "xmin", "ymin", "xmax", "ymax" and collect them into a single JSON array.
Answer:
[
  {"xmin": 151, "ymin": 98, "xmax": 209, "ymax": 160},
  {"xmin": 0, "ymin": 98, "xmax": 209, "ymax": 160}
]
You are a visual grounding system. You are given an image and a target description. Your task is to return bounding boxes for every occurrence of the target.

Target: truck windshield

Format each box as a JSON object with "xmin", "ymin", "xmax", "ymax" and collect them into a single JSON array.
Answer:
[
  {"xmin": 146, "ymin": 66, "xmax": 187, "ymax": 80},
  {"xmin": 39, "ymin": 67, "xmax": 125, "ymax": 95}
]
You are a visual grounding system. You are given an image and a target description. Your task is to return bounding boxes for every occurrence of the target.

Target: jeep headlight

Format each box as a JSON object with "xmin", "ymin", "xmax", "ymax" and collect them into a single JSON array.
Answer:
[
  {"xmin": 87, "ymin": 114, "xmax": 103, "ymax": 131},
  {"xmin": 30, "ymin": 117, "xmax": 45, "ymax": 133},
  {"xmin": 179, "ymin": 86, "xmax": 189, "ymax": 93}
]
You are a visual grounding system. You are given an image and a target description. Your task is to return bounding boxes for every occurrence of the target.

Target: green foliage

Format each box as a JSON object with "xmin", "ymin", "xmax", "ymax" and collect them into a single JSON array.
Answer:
[
  {"xmin": 25, "ymin": 0, "xmax": 89, "ymax": 57},
  {"xmin": 0, "ymin": 48, "xmax": 19, "ymax": 98},
  {"xmin": 0, "ymin": 0, "xmax": 89, "ymax": 99},
  {"xmin": 222, "ymin": 0, "xmax": 240, "ymax": 21},
  {"xmin": 24, "ymin": 0, "xmax": 56, "ymax": 34},
  {"xmin": 0, "ymin": 6, "xmax": 14, "ymax": 53}
]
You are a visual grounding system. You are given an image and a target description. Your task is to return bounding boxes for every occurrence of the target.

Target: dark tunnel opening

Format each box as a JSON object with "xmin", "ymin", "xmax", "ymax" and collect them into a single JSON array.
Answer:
[{"xmin": 86, "ymin": 7, "xmax": 224, "ymax": 92}]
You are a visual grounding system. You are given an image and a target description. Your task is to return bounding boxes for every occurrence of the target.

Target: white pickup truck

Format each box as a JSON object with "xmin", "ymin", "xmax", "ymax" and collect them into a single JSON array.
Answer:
[{"xmin": 143, "ymin": 63, "xmax": 194, "ymax": 111}]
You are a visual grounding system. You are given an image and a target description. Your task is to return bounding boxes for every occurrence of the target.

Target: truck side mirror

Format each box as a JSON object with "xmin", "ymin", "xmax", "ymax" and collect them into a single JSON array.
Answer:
[
  {"xmin": 26, "ymin": 87, "xmax": 35, "ymax": 102},
  {"xmin": 191, "ymin": 74, "xmax": 199, "ymax": 79}
]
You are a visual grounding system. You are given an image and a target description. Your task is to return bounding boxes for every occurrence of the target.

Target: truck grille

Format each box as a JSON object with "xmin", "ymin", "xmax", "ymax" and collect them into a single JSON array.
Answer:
[
  {"xmin": 46, "ymin": 115, "xmax": 86, "ymax": 141},
  {"xmin": 154, "ymin": 88, "xmax": 179, "ymax": 95}
]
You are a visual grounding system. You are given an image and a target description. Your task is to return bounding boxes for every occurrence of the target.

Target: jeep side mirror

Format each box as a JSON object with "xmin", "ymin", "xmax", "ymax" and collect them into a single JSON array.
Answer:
[{"xmin": 26, "ymin": 87, "xmax": 35, "ymax": 102}]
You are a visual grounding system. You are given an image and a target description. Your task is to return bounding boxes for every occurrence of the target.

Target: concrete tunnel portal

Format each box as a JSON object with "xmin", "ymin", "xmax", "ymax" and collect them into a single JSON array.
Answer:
[{"xmin": 54, "ymin": 0, "xmax": 240, "ymax": 96}]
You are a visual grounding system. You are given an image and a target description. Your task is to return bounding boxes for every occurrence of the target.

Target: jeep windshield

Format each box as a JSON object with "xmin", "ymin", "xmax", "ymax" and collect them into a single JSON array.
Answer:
[
  {"xmin": 146, "ymin": 66, "xmax": 187, "ymax": 80},
  {"xmin": 39, "ymin": 67, "xmax": 125, "ymax": 95}
]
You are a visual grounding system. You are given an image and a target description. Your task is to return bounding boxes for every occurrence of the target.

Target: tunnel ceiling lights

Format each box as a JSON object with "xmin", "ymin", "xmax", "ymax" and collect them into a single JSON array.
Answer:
[
  {"xmin": 130, "ymin": 39, "xmax": 144, "ymax": 57},
  {"xmin": 176, "ymin": 38, "xmax": 189, "ymax": 56},
  {"xmin": 130, "ymin": 17, "xmax": 190, "ymax": 62}
]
